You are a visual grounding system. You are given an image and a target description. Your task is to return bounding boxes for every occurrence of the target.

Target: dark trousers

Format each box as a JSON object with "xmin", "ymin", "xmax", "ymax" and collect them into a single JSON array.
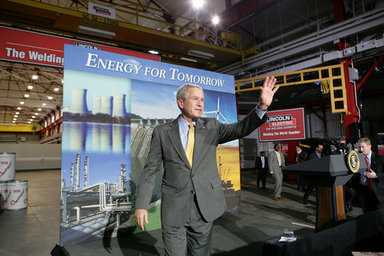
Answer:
[
  {"xmin": 303, "ymin": 184, "xmax": 315, "ymax": 202},
  {"xmin": 357, "ymin": 184, "xmax": 380, "ymax": 214},
  {"xmin": 162, "ymin": 196, "xmax": 212, "ymax": 256},
  {"xmin": 257, "ymin": 168, "xmax": 267, "ymax": 188},
  {"xmin": 296, "ymin": 175, "xmax": 305, "ymax": 191}
]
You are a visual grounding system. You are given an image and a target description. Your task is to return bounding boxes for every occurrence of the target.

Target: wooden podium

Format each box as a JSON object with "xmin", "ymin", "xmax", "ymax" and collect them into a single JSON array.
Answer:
[{"xmin": 284, "ymin": 153, "xmax": 366, "ymax": 231}]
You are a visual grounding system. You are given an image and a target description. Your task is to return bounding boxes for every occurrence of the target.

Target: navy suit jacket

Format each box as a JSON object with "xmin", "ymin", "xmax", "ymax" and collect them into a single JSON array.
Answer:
[{"xmin": 370, "ymin": 152, "xmax": 384, "ymax": 204}]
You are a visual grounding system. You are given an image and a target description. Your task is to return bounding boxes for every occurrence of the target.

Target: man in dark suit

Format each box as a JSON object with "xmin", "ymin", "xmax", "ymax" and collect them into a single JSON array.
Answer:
[
  {"xmin": 255, "ymin": 151, "xmax": 268, "ymax": 189},
  {"xmin": 302, "ymin": 143, "xmax": 323, "ymax": 204},
  {"xmin": 294, "ymin": 145, "xmax": 307, "ymax": 191},
  {"xmin": 134, "ymin": 77, "xmax": 278, "ymax": 255},
  {"xmin": 357, "ymin": 137, "xmax": 384, "ymax": 214}
]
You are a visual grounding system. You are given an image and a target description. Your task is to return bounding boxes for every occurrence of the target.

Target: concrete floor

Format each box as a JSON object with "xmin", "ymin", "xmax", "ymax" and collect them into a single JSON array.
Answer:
[{"xmin": 0, "ymin": 169, "xmax": 362, "ymax": 256}]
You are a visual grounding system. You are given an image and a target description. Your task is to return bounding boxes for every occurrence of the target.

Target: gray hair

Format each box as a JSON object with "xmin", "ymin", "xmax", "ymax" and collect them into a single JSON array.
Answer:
[{"xmin": 176, "ymin": 83, "xmax": 202, "ymax": 101}]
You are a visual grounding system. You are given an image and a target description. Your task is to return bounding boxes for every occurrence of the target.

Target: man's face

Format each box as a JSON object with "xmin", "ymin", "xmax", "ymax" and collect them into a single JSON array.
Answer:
[
  {"xmin": 358, "ymin": 142, "xmax": 371, "ymax": 155},
  {"xmin": 296, "ymin": 146, "xmax": 301, "ymax": 153},
  {"xmin": 274, "ymin": 145, "xmax": 280, "ymax": 152},
  {"xmin": 316, "ymin": 145, "xmax": 323, "ymax": 153},
  {"xmin": 178, "ymin": 88, "xmax": 204, "ymax": 122}
]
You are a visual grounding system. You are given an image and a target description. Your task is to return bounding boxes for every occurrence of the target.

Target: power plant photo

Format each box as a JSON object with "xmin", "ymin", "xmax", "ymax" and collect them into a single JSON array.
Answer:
[{"xmin": 64, "ymin": 88, "xmax": 130, "ymax": 123}]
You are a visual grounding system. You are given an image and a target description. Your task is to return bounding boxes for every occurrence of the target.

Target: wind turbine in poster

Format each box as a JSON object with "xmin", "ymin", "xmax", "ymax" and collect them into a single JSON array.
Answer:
[{"xmin": 60, "ymin": 44, "xmax": 240, "ymax": 246}]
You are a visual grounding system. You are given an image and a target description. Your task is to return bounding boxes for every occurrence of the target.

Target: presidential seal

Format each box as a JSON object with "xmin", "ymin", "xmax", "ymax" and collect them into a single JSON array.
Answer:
[{"xmin": 346, "ymin": 150, "xmax": 360, "ymax": 173}]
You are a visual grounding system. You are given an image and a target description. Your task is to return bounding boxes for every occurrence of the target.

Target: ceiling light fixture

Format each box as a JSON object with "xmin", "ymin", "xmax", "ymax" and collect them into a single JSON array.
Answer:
[
  {"xmin": 20, "ymin": 101, "xmax": 25, "ymax": 105},
  {"xmin": 78, "ymin": 25, "xmax": 116, "ymax": 39},
  {"xmin": 180, "ymin": 57, "xmax": 198, "ymax": 63},
  {"xmin": 54, "ymin": 88, "xmax": 59, "ymax": 92},
  {"xmin": 27, "ymin": 85, "xmax": 34, "ymax": 90},
  {"xmin": 35, "ymin": 113, "xmax": 39, "ymax": 115},
  {"xmin": 17, "ymin": 107, "xmax": 22, "ymax": 110},
  {"xmin": 38, "ymin": 108, "xmax": 42, "ymax": 111},
  {"xmin": 212, "ymin": 15, "xmax": 220, "ymax": 25},
  {"xmin": 24, "ymin": 94, "xmax": 30, "ymax": 98},
  {"xmin": 192, "ymin": 0, "xmax": 204, "ymax": 9},
  {"xmin": 32, "ymin": 74, "xmax": 38, "ymax": 80},
  {"xmin": 14, "ymin": 115, "xmax": 18, "ymax": 117},
  {"xmin": 32, "ymin": 116, "xmax": 36, "ymax": 118},
  {"xmin": 28, "ymin": 121, "xmax": 31, "ymax": 124},
  {"xmin": 13, "ymin": 118, "xmax": 17, "ymax": 121},
  {"xmin": 12, "ymin": 121, "xmax": 16, "ymax": 123},
  {"xmin": 148, "ymin": 50, "xmax": 159, "ymax": 55},
  {"xmin": 187, "ymin": 50, "xmax": 214, "ymax": 59},
  {"xmin": 42, "ymin": 103, "xmax": 46, "ymax": 106},
  {"xmin": 48, "ymin": 96, "xmax": 53, "ymax": 100},
  {"xmin": 15, "ymin": 112, "xmax": 20, "ymax": 114}
]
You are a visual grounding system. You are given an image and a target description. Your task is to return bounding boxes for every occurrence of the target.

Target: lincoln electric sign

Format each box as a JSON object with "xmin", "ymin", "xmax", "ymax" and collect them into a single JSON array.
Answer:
[{"xmin": 259, "ymin": 108, "xmax": 305, "ymax": 141}]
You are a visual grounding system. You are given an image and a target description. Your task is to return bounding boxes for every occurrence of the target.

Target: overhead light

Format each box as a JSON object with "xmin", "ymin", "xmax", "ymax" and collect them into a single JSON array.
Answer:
[
  {"xmin": 13, "ymin": 118, "xmax": 17, "ymax": 121},
  {"xmin": 148, "ymin": 50, "xmax": 159, "ymax": 55},
  {"xmin": 32, "ymin": 74, "xmax": 38, "ymax": 80},
  {"xmin": 24, "ymin": 94, "xmax": 30, "ymax": 98},
  {"xmin": 37, "ymin": 108, "xmax": 42, "ymax": 111},
  {"xmin": 54, "ymin": 87, "xmax": 59, "ymax": 92},
  {"xmin": 15, "ymin": 112, "xmax": 20, "ymax": 114},
  {"xmin": 192, "ymin": 0, "xmax": 204, "ymax": 9},
  {"xmin": 212, "ymin": 15, "xmax": 220, "ymax": 25},
  {"xmin": 29, "ymin": 119, "xmax": 33, "ymax": 121},
  {"xmin": 27, "ymin": 85, "xmax": 34, "ymax": 90},
  {"xmin": 27, "ymin": 121, "xmax": 31, "ymax": 124},
  {"xmin": 187, "ymin": 50, "xmax": 214, "ymax": 59},
  {"xmin": 35, "ymin": 113, "xmax": 39, "ymax": 115},
  {"xmin": 61, "ymin": 79, "xmax": 64, "ymax": 84},
  {"xmin": 17, "ymin": 107, "xmax": 22, "ymax": 110},
  {"xmin": 48, "ymin": 96, "xmax": 53, "ymax": 100},
  {"xmin": 14, "ymin": 115, "xmax": 18, "ymax": 117},
  {"xmin": 78, "ymin": 25, "xmax": 116, "ymax": 39},
  {"xmin": 180, "ymin": 57, "xmax": 198, "ymax": 63},
  {"xmin": 42, "ymin": 103, "xmax": 46, "ymax": 106},
  {"xmin": 20, "ymin": 101, "xmax": 25, "ymax": 105},
  {"xmin": 12, "ymin": 121, "xmax": 16, "ymax": 123},
  {"xmin": 32, "ymin": 116, "xmax": 36, "ymax": 118}
]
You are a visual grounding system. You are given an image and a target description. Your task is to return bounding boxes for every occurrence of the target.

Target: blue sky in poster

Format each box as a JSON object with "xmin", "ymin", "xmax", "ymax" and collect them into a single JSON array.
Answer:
[
  {"xmin": 131, "ymin": 79, "xmax": 237, "ymax": 123},
  {"xmin": 64, "ymin": 44, "xmax": 235, "ymax": 95}
]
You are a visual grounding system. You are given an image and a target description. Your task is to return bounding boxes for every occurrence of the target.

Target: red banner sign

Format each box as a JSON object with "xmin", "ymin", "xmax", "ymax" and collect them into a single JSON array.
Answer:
[
  {"xmin": 0, "ymin": 26, "xmax": 160, "ymax": 67},
  {"xmin": 259, "ymin": 107, "xmax": 305, "ymax": 141}
]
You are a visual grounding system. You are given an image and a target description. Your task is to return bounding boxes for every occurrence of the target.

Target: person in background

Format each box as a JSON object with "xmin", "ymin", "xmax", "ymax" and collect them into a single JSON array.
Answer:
[
  {"xmin": 356, "ymin": 137, "xmax": 384, "ymax": 214},
  {"xmin": 255, "ymin": 151, "xmax": 268, "ymax": 189},
  {"xmin": 294, "ymin": 144, "xmax": 307, "ymax": 192},
  {"xmin": 268, "ymin": 144, "xmax": 286, "ymax": 200},
  {"xmin": 302, "ymin": 143, "xmax": 323, "ymax": 204}
]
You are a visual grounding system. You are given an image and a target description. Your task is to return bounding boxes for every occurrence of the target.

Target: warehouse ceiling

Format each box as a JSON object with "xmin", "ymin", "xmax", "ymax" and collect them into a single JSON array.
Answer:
[
  {"xmin": 0, "ymin": 0, "xmax": 384, "ymax": 127},
  {"xmin": 0, "ymin": 62, "xmax": 63, "ymax": 125}
]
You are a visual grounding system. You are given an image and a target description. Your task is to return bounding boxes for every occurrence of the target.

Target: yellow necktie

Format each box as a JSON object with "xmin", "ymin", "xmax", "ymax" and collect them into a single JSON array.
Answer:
[
  {"xmin": 185, "ymin": 123, "xmax": 195, "ymax": 166},
  {"xmin": 277, "ymin": 152, "xmax": 282, "ymax": 166}
]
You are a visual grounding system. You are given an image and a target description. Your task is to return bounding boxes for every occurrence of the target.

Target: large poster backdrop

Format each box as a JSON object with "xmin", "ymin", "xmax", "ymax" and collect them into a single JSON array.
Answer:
[{"xmin": 61, "ymin": 45, "xmax": 240, "ymax": 246}]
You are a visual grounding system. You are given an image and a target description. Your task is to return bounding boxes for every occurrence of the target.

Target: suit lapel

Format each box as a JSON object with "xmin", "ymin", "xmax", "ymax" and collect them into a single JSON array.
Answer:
[{"xmin": 167, "ymin": 119, "xmax": 191, "ymax": 168}]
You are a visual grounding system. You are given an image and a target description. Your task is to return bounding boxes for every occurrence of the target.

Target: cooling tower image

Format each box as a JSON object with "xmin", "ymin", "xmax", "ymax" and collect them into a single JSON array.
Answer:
[
  {"xmin": 70, "ymin": 88, "xmax": 89, "ymax": 115},
  {"xmin": 92, "ymin": 96, "xmax": 101, "ymax": 115},
  {"xmin": 112, "ymin": 94, "xmax": 127, "ymax": 118},
  {"xmin": 100, "ymin": 96, "xmax": 113, "ymax": 116}
]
